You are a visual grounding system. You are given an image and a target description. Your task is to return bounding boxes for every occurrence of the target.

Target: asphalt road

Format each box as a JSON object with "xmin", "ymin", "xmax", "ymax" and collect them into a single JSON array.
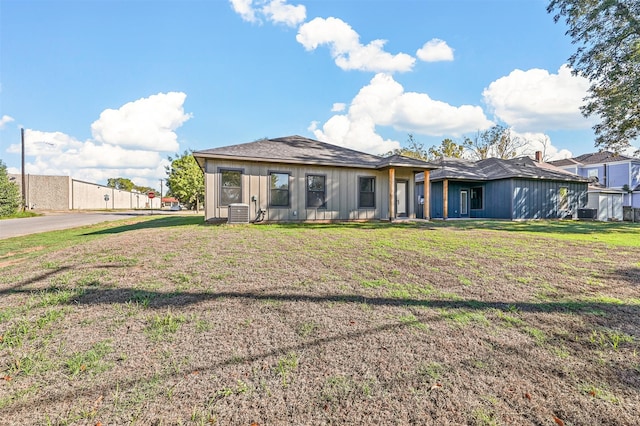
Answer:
[{"xmin": 0, "ymin": 211, "xmax": 160, "ymax": 240}]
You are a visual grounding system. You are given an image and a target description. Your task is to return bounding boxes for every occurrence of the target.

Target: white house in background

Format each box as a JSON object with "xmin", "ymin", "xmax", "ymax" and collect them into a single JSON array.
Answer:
[{"xmin": 549, "ymin": 151, "xmax": 640, "ymax": 221}]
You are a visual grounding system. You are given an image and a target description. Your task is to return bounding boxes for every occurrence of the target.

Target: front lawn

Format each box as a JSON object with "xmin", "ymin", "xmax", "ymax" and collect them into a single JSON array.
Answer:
[{"xmin": 0, "ymin": 218, "xmax": 638, "ymax": 425}]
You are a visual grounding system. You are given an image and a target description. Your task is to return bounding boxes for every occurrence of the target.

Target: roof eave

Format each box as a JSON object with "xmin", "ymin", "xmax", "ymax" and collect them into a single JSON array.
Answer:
[{"xmin": 192, "ymin": 152, "xmax": 381, "ymax": 169}]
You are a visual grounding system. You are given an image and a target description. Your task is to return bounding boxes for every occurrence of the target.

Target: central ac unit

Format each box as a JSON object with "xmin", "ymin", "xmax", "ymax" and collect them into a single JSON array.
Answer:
[{"xmin": 228, "ymin": 203, "xmax": 250, "ymax": 224}]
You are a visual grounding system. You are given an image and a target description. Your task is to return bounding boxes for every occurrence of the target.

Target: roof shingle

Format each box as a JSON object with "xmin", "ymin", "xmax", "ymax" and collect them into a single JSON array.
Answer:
[{"xmin": 193, "ymin": 135, "xmax": 437, "ymax": 170}]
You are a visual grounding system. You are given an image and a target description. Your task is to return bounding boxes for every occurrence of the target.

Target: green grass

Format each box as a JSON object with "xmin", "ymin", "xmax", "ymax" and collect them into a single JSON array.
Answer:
[
  {"xmin": 0, "ymin": 210, "xmax": 41, "ymax": 220},
  {"xmin": 275, "ymin": 352, "xmax": 298, "ymax": 387},
  {"xmin": 0, "ymin": 215, "xmax": 204, "ymax": 260},
  {"xmin": 66, "ymin": 340, "xmax": 113, "ymax": 377},
  {"xmin": 427, "ymin": 219, "xmax": 640, "ymax": 247},
  {"xmin": 145, "ymin": 310, "xmax": 187, "ymax": 341}
]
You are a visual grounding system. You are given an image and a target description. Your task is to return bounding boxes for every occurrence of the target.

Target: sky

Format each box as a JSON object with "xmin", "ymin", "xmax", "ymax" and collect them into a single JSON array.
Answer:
[{"xmin": 1, "ymin": 0, "xmax": 636, "ymax": 190}]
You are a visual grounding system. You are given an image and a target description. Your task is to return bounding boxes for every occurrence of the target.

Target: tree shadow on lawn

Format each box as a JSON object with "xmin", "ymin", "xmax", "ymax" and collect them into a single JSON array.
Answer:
[
  {"xmin": 68, "ymin": 287, "xmax": 640, "ymax": 330},
  {"xmin": 0, "ymin": 264, "xmax": 129, "ymax": 295},
  {"xmin": 82, "ymin": 215, "xmax": 205, "ymax": 236},
  {"xmin": 430, "ymin": 219, "xmax": 640, "ymax": 237},
  {"xmin": 600, "ymin": 267, "xmax": 640, "ymax": 285},
  {"xmin": 5, "ymin": 286, "xmax": 640, "ymax": 417},
  {"xmin": 2, "ymin": 318, "xmax": 416, "ymax": 414}
]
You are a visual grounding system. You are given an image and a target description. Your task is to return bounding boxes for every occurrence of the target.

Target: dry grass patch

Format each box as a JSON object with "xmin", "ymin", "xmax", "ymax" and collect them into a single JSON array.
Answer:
[{"xmin": 0, "ymin": 219, "xmax": 639, "ymax": 425}]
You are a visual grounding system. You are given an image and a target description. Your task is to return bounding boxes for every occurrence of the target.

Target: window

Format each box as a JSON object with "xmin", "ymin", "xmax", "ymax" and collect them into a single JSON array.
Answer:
[
  {"xmin": 470, "ymin": 187, "xmax": 483, "ymax": 210},
  {"xmin": 306, "ymin": 174, "xmax": 326, "ymax": 208},
  {"xmin": 220, "ymin": 169, "xmax": 242, "ymax": 205},
  {"xmin": 587, "ymin": 168, "xmax": 599, "ymax": 183},
  {"xmin": 270, "ymin": 172, "xmax": 290, "ymax": 207},
  {"xmin": 359, "ymin": 177, "xmax": 376, "ymax": 208}
]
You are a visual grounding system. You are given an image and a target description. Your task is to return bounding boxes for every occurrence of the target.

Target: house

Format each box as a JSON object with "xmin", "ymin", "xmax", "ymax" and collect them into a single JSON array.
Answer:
[
  {"xmin": 161, "ymin": 197, "xmax": 180, "ymax": 208},
  {"xmin": 415, "ymin": 156, "xmax": 589, "ymax": 220},
  {"xmin": 192, "ymin": 135, "xmax": 437, "ymax": 223},
  {"xmin": 549, "ymin": 151, "xmax": 640, "ymax": 210}
]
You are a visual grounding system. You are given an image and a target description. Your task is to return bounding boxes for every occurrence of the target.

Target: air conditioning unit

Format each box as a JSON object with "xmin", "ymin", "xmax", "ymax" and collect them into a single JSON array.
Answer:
[{"xmin": 228, "ymin": 203, "xmax": 250, "ymax": 224}]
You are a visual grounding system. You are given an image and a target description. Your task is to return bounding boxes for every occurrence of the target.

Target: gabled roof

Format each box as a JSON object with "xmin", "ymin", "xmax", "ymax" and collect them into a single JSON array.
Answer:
[
  {"xmin": 417, "ymin": 156, "xmax": 587, "ymax": 183},
  {"xmin": 193, "ymin": 135, "xmax": 437, "ymax": 171},
  {"xmin": 545, "ymin": 158, "xmax": 581, "ymax": 167},
  {"xmin": 549, "ymin": 151, "xmax": 635, "ymax": 166}
]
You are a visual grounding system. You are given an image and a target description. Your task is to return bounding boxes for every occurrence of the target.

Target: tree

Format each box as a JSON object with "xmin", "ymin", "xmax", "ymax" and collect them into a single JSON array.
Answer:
[
  {"xmin": 165, "ymin": 150, "xmax": 204, "ymax": 210},
  {"xmin": 548, "ymin": 0, "xmax": 640, "ymax": 153},
  {"xmin": 428, "ymin": 138, "xmax": 467, "ymax": 159},
  {"xmin": 0, "ymin": 159, "xmax": 21, "ymax": 217},
  {"xmin": 107, "ymin": 177, "xmax": 135, "ymax": 191},
  {"xmin": 133, "ymin": 185, "xmax": 156, "ymax": 194},
  {"xmin": 385, "ymin": 134, "xmax": 430, "ymax": 160},
  {"xmin": 533, "ymin": 134, "xmax": 554, "ymax": 162},
  {"xmin": 464, "ymin": 125, "xmax": 526, "ymax": 160}
]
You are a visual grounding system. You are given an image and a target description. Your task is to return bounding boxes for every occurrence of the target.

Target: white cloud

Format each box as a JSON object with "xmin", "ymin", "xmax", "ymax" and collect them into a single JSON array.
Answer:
[
  {"xmin": 416, "ymin": 39, "xmax": 454, "ymax": 62},
  {"xmin": 311, "ymin": 73, "xmax": 493, "ymax": 155},
  {"xmin": 262, "ymin": 0, "xmax": 306, "ymax": 27},
  {"xmin": 513, "ymin": 131, "xmax": 573, "ymax": 161},
  {"xmin": 483, "ymin": 65, "xmax": 594, "ymax": 132},
  {"xmin": 331, "ymin": 103, "xmax": 346, "ymax": 112},
  {"xmin": 6, "ymin": 130, "xmax": 84, "ymax": 156},
  {"xmin": 5, "ymin": 92, "xmax": 191, "ymax": 188},
  {"xmin": 0, "ymin": 115, "xmax": 14, "ymax": 129},
  {"xmin": 296, "ymin": 17, "xmax": 415, "ymax": 73},
  {"xmin": 309, "ymin": 115, "xmax": 400, "ymax": 155},
  {"xmin": 90, "ymin": 92, "xmax": 191, "ymax": 151},
  {"xmin": 229, "ymin": 0, "xmax": 306, "ymax": 27},
  {"xmin": 229, "ymin": 0, "xmax": 258, "ymax": 23}
]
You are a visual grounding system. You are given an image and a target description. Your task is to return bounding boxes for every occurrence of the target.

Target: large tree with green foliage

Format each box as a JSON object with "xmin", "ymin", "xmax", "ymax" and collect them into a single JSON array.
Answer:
[
  {"xmin": 548, "ymin": 0, "xmax": 640, "ymax": 153},
  {"xmin": 0, "ymin": 159, "xmax": 21, "ymax": 217},
  {"xmin": 107, "ymin": 177, "xmax": 155, "ymax": 195},
  {"xmin": 107, "ymin": 177, "xmax": 135, "ymax": 191},
  {"xmin": 428, "ymin": 138, "xmax": 467, "ymax": 159},
  {"xmin": 165, "ymin": 150, "xmax": 204, "ymax": 210}
]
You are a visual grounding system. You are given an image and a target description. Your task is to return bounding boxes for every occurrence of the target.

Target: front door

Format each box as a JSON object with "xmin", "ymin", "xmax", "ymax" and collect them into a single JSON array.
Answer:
[{"xmin": 396, "ymin": 181, "xmax": 408, "ymax": 217}]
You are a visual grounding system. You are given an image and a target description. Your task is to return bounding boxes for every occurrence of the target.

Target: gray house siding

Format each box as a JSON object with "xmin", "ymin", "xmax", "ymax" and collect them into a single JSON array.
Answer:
[
  {"xmin": 203, "ymin": 158, "xmax": 420, "ymax": 222},
  {"xmin": 512, "ymin": 179, "xmax": 586, "ymax": 219},
  {"xmin": 418, "ymin": 178, "xmax": 587, "ymax": 220},
  {"xmin": 478, "ymin": 180, "xmax": 511, "ymax": 219}
]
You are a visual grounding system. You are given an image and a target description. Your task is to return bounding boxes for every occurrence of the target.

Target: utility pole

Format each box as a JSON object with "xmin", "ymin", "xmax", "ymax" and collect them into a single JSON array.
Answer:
[
  {"xmin": 21, "ymin": 128, "xmax": 26, "ymax": 211},
  {"xmin": 159, "ymin": 179, "xmax": 163, "ymax": 209}
]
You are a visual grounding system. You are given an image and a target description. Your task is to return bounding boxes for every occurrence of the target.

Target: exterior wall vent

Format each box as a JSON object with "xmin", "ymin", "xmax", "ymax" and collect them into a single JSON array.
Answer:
[{"xmin": 228, "ymin": 203, "xmax": 250, "ymax": 224}]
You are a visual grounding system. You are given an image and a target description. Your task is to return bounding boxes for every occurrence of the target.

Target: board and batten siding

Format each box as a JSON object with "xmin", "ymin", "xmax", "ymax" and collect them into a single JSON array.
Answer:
[
  {"xmin": 422, "ymin": 179, "xmax": 587, "ymax": 220},
  {"xmin": 203, "ymin": 159, "xmax": 406, "ymax": 221},
  {"xmin": 511, "ymin": 179, "xmax": 587, "ymax": 220}
]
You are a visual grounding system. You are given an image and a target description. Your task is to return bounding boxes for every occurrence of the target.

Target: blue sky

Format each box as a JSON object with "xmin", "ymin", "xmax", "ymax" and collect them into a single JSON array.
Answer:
[{"xmin": 1, "ymin": 0, "xmax": 632, "ymax": 189}]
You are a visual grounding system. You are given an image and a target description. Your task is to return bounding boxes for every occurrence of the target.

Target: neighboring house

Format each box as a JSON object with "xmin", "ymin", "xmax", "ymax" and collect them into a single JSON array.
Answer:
[
  {"xmin": 415, "ymin": 156, "xmax": 588, "ymax": 220},
  {"xmin": 192, "ymin": 135, "xmax": 437, "ymax": 223},
  {"xmin": 161, "ymin": 197, "xmax": 180, "ymax": 208},
  {"xmin": 549, "ymin": 151, "xmax": 640, "ymax": 209}
]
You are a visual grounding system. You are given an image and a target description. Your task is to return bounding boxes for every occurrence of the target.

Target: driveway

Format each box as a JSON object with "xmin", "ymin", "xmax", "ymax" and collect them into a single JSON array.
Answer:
[{"xmin": 0, "ymin": 211, "xmax": 159, "ymax": 239}]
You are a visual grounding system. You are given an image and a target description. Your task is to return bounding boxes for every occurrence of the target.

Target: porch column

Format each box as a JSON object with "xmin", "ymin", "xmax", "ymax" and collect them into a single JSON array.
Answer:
[
  {"xmin": 443, "ymin": 179, "xmax": 449, "ymax": 220},
  {"xmin": 423, "ymin": 170, "xmax": 430, "ymax": 220},
  {"xmin": 389, "ymin": 168, "xmax": 396, "ymax": 220}
]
